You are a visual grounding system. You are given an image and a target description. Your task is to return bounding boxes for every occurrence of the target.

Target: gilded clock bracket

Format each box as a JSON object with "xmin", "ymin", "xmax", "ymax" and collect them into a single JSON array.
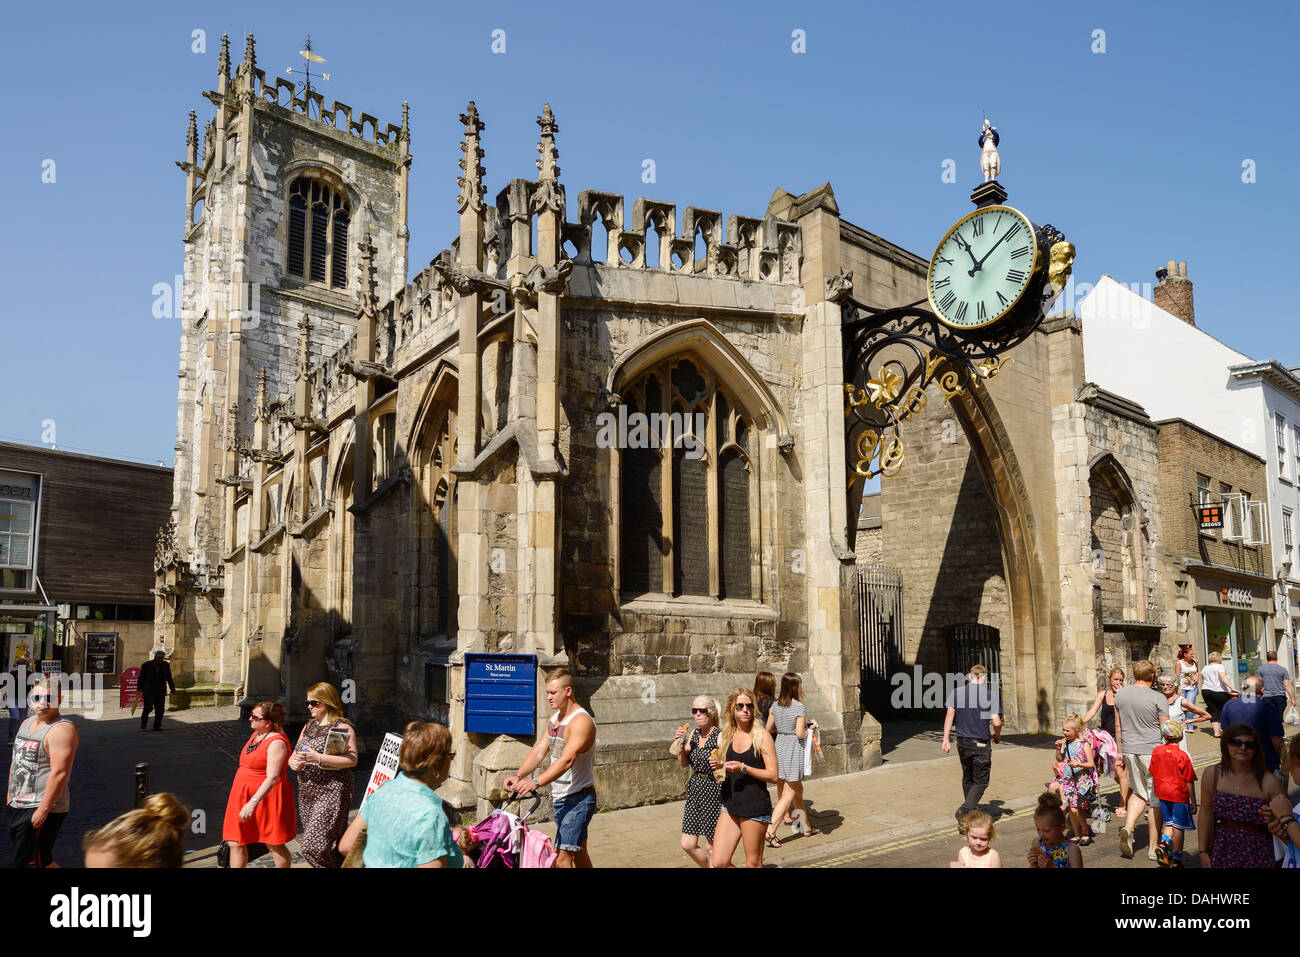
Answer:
[{"xmin": 838, "ymin": 246, "xmax": 1071, "ymax": 535}]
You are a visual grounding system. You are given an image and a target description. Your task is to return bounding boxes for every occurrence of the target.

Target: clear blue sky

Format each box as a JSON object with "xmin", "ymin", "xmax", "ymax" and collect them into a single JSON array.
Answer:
[{"xmin": 1, "ymin": 0, "xmax": 1294, "ymax": 464}]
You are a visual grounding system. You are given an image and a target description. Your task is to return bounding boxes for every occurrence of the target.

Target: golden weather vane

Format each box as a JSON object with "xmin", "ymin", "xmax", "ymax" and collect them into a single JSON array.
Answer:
[{"xmin": 285, "ymin": 35, "xmax": 330, "ymax": 113}]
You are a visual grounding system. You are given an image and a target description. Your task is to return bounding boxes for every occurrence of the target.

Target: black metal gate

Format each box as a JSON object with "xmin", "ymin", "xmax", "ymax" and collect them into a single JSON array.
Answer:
[
  {"xmin": 948, "ymin": 623, "xmax": 1001, "ymax": 681},
  {"xmin": 858, "ymin": 563, "xmax": 904, "ymax": 716}
]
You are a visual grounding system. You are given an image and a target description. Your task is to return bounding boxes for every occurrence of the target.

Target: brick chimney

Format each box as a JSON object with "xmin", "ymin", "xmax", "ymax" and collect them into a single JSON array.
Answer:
[{"xmin": 1153, "ymin": 260, "xmax": 1195, "ymax": 326}]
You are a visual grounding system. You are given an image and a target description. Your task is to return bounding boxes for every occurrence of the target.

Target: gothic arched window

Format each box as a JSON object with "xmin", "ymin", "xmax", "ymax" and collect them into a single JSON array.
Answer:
[
  {"xmin": 619, "ymin": 356, "xmax": 755, "ymax": 600},
  {"xmin": 288, "ymin": 175, "xmax": 350, "ymax": 289}
]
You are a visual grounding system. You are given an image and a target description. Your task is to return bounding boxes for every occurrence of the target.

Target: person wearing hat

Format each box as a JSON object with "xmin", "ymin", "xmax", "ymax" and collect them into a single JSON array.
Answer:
[
  {"xmin": 137, "ymin": 650, "xmax": 176, "ymax": 732},
  {"xmin": 1149, "ymin": 718, "xmax": 1197, "ymax": 867}
]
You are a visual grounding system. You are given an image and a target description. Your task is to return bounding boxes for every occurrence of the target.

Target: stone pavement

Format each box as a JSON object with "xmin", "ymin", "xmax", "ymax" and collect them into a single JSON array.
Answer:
[
  {"xmin": 522, "ymin": 724, "xmax": 1228, "ymax": 868},
  {"xmin": 2, "ymin": 698, "xmax": 1239, "ymax": 869},
  {"xmin": 1, "ymin": 699, "xmax": 366, "ymax": 868}
]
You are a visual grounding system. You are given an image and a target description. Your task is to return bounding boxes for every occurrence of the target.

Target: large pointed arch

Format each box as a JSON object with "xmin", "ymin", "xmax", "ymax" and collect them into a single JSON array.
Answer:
[
  {"xmin": 946, "ymin": 374, "xmax": 1051, "ymax": 732},
  {"xmin": 606, "ymin": 318, "xmax": 790, "ymax": 435}
]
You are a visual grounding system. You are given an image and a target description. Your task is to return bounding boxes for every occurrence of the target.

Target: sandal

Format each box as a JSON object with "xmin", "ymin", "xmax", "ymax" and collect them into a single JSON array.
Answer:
[
  {"xmin": 765, "ymin": 832, "xmax": 784, "ymax": 849},
  {"xmin": 1078, "ymin": 836, "xmax": 1094, "ymax": 847}
]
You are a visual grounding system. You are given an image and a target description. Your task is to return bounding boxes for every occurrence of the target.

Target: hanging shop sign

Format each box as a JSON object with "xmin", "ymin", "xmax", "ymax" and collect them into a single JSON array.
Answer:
[{"xmin": 1195, "ymin": 502, "xmax": 1224, "ymax": 530}]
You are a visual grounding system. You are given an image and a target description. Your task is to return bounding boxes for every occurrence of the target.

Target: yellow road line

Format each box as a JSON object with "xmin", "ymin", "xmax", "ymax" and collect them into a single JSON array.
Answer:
[{"xmin": 806, "ymin": 755, "xmax": 1223, "ymax": 868}]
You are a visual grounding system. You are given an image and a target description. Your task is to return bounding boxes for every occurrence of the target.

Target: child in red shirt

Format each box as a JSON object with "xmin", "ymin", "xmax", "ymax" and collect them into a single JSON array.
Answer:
[{"xmin": 1149, "ymin": 719, "xmax": 1197, "ymax": 867}]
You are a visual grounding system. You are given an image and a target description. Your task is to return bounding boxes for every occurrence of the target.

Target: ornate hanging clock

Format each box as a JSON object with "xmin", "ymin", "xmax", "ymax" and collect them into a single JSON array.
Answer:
[
  {"xmin": 835, "ymin": 119, "xmax": 1076, "ymax": 533},
  {"xmin": 927, "ymin": 205, "xmax": 1040, "ymax": 330}
]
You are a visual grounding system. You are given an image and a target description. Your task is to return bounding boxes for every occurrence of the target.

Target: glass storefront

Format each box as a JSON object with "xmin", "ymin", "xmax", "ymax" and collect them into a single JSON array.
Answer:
[{"xmin": 1203, "ymin": 609, "xmax": 1266, "ymax": 681}]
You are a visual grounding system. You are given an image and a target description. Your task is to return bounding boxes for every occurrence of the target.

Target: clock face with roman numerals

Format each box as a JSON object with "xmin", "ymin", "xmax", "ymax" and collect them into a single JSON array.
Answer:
[{"xmin": 927, "ymin": 205, "xmax": 1040, "ymax": 330}]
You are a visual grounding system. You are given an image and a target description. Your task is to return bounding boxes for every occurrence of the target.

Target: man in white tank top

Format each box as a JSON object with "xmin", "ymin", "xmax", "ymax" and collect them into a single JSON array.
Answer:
[
  {"xmin": 506, "ymin": 668, "xmax": 597, "ymax": 867},
  {"xmin": 6, "ymin": 676, "xmax": 78, "ymax": 867}
]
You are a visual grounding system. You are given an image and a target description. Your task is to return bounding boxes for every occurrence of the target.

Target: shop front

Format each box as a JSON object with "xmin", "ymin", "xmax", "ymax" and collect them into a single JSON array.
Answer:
[{"xmin": 1191, "ymin": 566, "xmax": 1275, "ymax": 683}]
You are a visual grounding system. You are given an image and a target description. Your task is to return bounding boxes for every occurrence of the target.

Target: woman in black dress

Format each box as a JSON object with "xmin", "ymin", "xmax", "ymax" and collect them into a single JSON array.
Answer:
[
  {"xmin": 709, "ymin": 687, "xmax": 778, "ymax": 868},
  {"xmin": 1083, "ymin": 666, "xmax": 1129, "ymax": 809},
  {"xmin": 676, "ymin": 695, "xmax": 721, "ymax": 867}
]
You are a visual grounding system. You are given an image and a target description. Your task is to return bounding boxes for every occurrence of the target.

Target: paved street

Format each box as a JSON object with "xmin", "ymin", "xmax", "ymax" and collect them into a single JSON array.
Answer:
[
  {"xmin": 4, "ymin": 700, "xmax": 1285, "ymax": 870},
  {"xmin": 0, "ymin": 699, "xmax": 366, "ymax": 868}
]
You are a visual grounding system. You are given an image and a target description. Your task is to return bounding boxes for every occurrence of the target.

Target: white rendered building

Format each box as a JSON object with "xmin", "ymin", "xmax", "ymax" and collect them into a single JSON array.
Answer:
[{"xmin": 1079, "ymin": 268, "xmax": 1300, "ymax": 678}]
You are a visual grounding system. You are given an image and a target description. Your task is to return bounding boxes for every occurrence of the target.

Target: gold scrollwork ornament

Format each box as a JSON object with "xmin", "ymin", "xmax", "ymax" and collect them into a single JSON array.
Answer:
[
  {"xmin": 854, "ymin": 429, "xmax": 882, "ymax": 477},
  {"xmin": 877, "ymin": 435, "xmax": 905, "ymax": 477}
]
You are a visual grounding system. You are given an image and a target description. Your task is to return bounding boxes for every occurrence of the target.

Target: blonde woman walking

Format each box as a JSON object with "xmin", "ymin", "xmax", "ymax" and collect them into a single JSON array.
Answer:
[
  {"xmin": 288, "ymin": 682, "xmax": 358, "ymax": 868},
  {"xmin": 709, "ymin": 687, "xmax": 778, "ymax": 868}
]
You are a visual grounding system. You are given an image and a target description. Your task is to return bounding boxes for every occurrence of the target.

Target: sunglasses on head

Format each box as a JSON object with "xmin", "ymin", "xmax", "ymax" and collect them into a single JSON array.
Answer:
[{"xmin": 1227, "ymin": 737, "xmax": 1257, "ymax": 750}]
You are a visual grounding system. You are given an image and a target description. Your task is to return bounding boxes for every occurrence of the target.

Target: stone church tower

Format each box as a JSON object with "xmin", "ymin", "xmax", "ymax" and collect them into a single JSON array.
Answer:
[
  {"xmin": 157, "ymin": 36, "xmax": 858, "ymax": 814},
  {"xmin": 159, "ymin": 33, "xmax": 409, "ymax": 694}
]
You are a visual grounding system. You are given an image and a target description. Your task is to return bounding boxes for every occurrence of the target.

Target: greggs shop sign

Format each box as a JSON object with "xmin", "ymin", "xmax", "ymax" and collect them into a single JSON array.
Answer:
[{"xmin": 1220, "ymin": 586, "xmax": 1253, "ymax": 608}]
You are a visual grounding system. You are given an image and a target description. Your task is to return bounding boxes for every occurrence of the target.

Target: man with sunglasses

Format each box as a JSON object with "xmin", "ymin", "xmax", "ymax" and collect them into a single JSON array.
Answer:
[{"xmin": 6, "ymin": 677, "xmax": 78, "ymax": 867}]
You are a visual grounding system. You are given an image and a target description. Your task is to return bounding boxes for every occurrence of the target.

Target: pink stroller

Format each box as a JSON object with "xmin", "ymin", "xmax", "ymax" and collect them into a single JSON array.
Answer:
[{"xmin": 469, "ymin": 789, "xmax": 557, "ymax": 868}]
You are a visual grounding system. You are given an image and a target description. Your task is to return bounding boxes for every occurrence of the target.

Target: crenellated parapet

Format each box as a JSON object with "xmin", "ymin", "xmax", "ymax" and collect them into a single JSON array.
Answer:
[
  {"xmin": 566, "ymin": 190, "xmax": 801, "ymax": 284},
  {"xmin": 197, "ymin": 33, "xmax": 406, "ymax": 153}
]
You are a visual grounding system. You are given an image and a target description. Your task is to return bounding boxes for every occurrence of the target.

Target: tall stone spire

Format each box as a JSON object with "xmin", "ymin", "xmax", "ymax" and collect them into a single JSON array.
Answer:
[
  {"xmin": 531, "ymin": 102, "xmax": 563, "ymax": 214},
  {"xmin": 401, "ymin": 101, "xmax": 410, "ymax": 143},
  {"xmin": 186, "ymin": 110, "xmax": 198, "ymax": 151},
  {"xmin": 218, "ymin": 33, "xmax": 231, "ymax": 81},
  {"xmin": 456, "ymin": 101, "xmax": 486, "ymax": 214},
  {"xmin": 242, "ymin": 32, "xmax": 256, "ymax": 73}
]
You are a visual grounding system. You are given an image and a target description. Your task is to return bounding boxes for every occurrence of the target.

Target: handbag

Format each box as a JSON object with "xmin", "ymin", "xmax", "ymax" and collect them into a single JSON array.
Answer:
[{"xmin": 216, "ymin": 841, "xmax": 267, "ymax": 867}]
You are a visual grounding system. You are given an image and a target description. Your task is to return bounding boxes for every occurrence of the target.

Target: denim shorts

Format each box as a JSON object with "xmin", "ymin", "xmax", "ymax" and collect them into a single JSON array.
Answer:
[
  {"xmin": 553, "ymin": 786, "xmax": 597, "ymax": 852},
  {"xmin": 1158, "ymin": 799, "xmax": 1195, "ymax": 831},
  {"xmin": 721, "ymin": 807, "xmax": 772, "ymax": 824}
]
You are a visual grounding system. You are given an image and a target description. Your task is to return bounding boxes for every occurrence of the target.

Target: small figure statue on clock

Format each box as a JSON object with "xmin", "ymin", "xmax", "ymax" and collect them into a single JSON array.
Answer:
[{"xmin": 979, "ymin": 118, "xmax": 1000, "ymax": 183}]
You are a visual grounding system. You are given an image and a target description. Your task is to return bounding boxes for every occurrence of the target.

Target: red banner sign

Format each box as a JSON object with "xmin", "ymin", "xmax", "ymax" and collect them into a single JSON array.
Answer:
[{"xmin": 119, "ymin": 667, "xmax": 140, "ymax": 709}]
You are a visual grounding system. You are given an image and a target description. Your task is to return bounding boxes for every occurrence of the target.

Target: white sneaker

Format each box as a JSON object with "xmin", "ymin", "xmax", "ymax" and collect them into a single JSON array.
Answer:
[
  {"xmin": 1119, "ymin": 826, "xmax": 1133, "ymax": 859},
  {"xmin": 1148, "ymin": 847, "xmax": 1158, "ymax": 862}
]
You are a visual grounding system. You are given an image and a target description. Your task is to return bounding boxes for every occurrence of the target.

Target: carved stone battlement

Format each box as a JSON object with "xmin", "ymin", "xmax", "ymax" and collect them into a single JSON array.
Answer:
[
  {"xmin": 202, "ymin": 33, "xmax": 407, "ymax": 155},
  {"xmin": 567, "ymin": 190, "xmax": 801, "ymax": 284}
]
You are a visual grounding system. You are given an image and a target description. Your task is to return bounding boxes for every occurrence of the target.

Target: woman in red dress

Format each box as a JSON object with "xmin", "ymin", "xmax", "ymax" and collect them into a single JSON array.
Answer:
[{"xmin": 222, "ymin": 700, "xmax": 296, "ymax": 867}]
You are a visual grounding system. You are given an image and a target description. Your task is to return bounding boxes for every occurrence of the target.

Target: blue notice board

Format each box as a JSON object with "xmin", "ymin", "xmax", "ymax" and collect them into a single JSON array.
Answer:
[{"xmin": 464, "ymin": 653, "xmax": 537, "ymax": 735}]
